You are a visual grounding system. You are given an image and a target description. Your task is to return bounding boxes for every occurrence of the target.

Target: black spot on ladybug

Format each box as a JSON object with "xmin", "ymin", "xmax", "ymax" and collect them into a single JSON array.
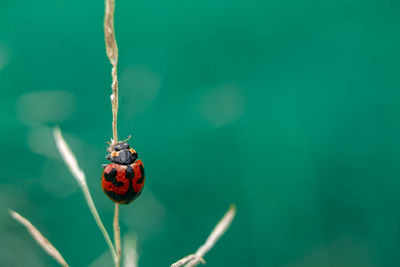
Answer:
[
  {"xmin": 104, "ymin": 190, "xmax": 134, "ymax": 204},
  {"xmin": 126, "ymin": 166, "xmax": 134, "ymax": 179},
  {"xmin": 104, "ymin": 168, "xmax": 124, "ymax": 187},
  {"xmin": 136, "ymin": 164, "xmax": 145, "ymax": 184},
  {"xmin": 104, "ymin": 176, "xmax": 140, "ymax": 204}
]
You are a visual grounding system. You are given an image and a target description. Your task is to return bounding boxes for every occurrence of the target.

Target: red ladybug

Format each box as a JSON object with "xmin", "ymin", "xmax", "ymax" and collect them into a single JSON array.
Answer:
[{"xmin": 101, "ymin": 141, "xmax": 145, "ymax": 204}]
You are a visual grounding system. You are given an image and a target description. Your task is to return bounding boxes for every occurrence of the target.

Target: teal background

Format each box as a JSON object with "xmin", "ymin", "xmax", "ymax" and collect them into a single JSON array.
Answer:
[{"xmin": 1, "ymin": 0, "xmax": 400, "ymax": 266}]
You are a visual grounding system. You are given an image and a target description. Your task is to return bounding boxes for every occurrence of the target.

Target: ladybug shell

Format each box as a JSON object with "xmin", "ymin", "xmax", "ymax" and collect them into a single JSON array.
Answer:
[{"xmin": 101, "ymin": 160, "xmax": 145, "ymax": 204}]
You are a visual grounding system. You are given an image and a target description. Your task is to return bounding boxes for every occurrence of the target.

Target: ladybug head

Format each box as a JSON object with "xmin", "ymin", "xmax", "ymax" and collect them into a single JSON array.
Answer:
[
  {"xmin": 106, "ymin": 141, "xmax": 138, "ymax": 165},
  {"xmin": 111, "ymin": 142, "xmax": 130, "ymax": 152}
]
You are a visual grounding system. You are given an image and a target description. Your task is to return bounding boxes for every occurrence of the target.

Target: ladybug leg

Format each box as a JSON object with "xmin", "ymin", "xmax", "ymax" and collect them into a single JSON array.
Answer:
[{"xmin": 129, "ymin": 148, "xmax": 136, "ymax": 154}]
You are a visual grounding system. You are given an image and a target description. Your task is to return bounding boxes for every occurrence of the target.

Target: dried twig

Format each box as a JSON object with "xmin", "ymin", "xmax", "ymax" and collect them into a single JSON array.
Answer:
[
  {"xmin": 9, "ymin": 210, "xmax": 69, "ymax": 267},
  {"xmin": 171, "ymin": 254, "xmax": 203, "ymax": 267},
  {"xmin": 171, "ymin": 205, "xmax": 236, "ymax": 267},
  {"xmin": 104, "ymin": 1, "xmax": 122, "ymax": 267},
  {"xmin": 53, "ymin": 127, "xmax": 118, "ymax": 264},
  {"xmin": 104, "ymin": 0, "xmax": 119, "ymax": 143},
  {"xmin": 114, "ymin": 204, "xmax": 122, "ymax": 267}
]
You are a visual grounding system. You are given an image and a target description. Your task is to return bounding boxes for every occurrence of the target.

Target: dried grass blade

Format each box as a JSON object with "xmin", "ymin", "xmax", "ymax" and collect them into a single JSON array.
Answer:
[
  {"xmin": 171, "ymin": 204, "xmax": 236, "ymax": 267},
  {"xmin": 9, "ymin": 210, "xmax": 69, "ymax": 267},
  {"xmin": 104, "ymin": 0, "xmax": 118, "ymax": 65},
  {"xmin": 170, "ymin": 254, "xmax": 197, "ymax": 267},
  {"xmin": 194, "ymin": 204, "xmax": 236, "ymax": 258},
  {"xmin": 114, "ymin": 204, "xmax": 121, "ymax": 267},
  {"xmin": 53, "ymin": 127, "xmax": 118, "ymax": 263},
  {"xmin": 104, "ymin": 0, "xmax": 119, "ymax": 142}
]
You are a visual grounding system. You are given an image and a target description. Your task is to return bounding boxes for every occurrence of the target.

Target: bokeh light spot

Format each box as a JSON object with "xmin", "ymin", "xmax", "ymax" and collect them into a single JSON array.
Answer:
[
  {"xmin": 197, "ymin": 84, "xmax": 246, "ymax": 127},
  {"xmin": 17, "ymin": 90, "xmax": 76, "ymax": 125}
]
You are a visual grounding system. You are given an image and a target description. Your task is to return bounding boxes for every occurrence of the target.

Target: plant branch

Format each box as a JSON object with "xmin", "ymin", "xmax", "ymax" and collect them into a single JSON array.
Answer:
[
  {"xmin": 104, "ymin": 0, "xmax": 119, "ymax": 143},
  {"xmin": 171, "ymin": 205, "xmax": 237, "ymax": 267},
  {"xmin": 53, "ymin": 127, "xmax": 118, "ymax": 264},
  {"xmin": 9, "ymin": 210, "xmax": 70, "ymax": 267},
  {"xmin": 104, "ymin": 2, "xmax": 122, "ymax": 267},
  {"xmin": 171, "ymin": 255, "xmax": 203, "ymax": 267},
  {"xmin": 114, "ymin": 204, "xmax": 122, "ymax": 267}
]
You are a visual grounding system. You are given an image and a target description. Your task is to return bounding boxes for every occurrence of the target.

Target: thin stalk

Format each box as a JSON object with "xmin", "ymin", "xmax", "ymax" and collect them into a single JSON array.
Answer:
[
  {"xmin": 82, "ymin": 186, "xmax": 118, "ymax": 264},
  {"xmin": 114, "ymin": 204, "xmax": 122, "ymax": 267},
  {"xmin": 53, "ymin": 128, "xmax": 118, "ymax": 264},
  {"xmin": 171, "ymin": 205, "xmax": 236, "ymax": 267},
  {"xmin": 104, "ymin": 0, "xmax": 119, "ymax": 143},
  {"xmin": 104, "ymin": 1, "xmax": 122, "ymax": 267},
  {"xmin": 9, "ymin": 210, "xmax": 70, "ymax": 267}
]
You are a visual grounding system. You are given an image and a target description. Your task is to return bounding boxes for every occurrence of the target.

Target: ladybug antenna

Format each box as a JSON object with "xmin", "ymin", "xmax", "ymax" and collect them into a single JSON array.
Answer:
[{"xmin": 123, "ymin": 135, "xmax": 132, "ymax": 143}]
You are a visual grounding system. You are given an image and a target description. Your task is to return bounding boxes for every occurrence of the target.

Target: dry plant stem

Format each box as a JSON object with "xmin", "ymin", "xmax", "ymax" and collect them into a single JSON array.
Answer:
[
  {"xmin": 114, "ymin": 204, "xmax": 122, "ymax": 267},
  {"xmin": 105, "ymin": 0, "xmax": 119, "ymax": 143},
  {"xmin": 190, "ymin": 205, "xmax": 236, "ymax": 265},
  {"xmin": 110, "ymin": 64, "xmax": 119, "ymax": 143},
  {"xmin": 53, "ymin": 127, "xmax": 118, "ymax": 264},
  {"xmin": 105, "ymin": 1, "xmax": 122, "ymax": 267},
  {"xmin": 171, "ymin": 205, "xmax": 237, "ymax": 267},
  {"xmin": 170, "ymin": 255, "xmax": 199, "ymax": 267},
  {"xmin": 9, "ymin": 210, "xmax": 69, "ymax": 267}
]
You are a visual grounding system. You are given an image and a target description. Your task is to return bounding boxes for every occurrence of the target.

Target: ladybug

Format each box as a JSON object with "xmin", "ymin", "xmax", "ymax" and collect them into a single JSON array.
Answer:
[{"xmin": 101, "ymin": 141, "xmax": 145, "ymax": 204}]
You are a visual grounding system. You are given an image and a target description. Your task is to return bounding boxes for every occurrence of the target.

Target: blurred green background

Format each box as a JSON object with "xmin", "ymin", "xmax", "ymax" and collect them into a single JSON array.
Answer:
[{"xmin": 1, "ymin": 0, "xmax": 400, "ymax": 266}]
